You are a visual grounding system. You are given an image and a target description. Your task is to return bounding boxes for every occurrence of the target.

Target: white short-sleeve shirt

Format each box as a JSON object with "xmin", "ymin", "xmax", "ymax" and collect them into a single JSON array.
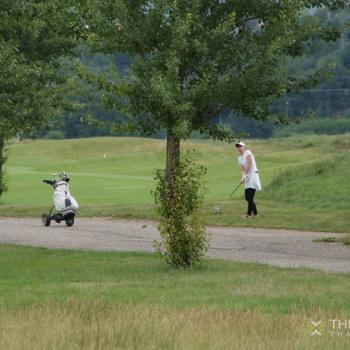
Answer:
[{"xmin": 238, "ymin": 150, "xmax": 262, "ymax": 190}]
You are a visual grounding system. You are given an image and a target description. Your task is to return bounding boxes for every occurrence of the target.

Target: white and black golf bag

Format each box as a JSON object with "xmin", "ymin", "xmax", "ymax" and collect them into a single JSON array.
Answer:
[{"xmin": 42, "ymin": 172, "xmax": 79, "ymax": 227}]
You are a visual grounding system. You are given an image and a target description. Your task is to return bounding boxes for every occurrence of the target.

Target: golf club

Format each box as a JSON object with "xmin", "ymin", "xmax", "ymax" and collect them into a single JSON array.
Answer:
[
  {"xmin": 228, "ymin": 182, "xmax": 242, "ymax": 200},
  {"xmin": 213, "ymin": 182, "xmax": 242, "ymax": 213}
]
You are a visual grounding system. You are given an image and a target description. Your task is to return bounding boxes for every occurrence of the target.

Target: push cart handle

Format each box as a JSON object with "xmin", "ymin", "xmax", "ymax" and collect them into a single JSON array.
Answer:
[{"xmin": 42, "ymin": 180, "xmax": 55, "ymax": 185}]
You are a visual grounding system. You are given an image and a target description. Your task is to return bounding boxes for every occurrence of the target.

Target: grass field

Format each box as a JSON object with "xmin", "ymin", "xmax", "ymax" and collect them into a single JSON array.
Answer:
[
  {"xmin": 0, "ymin": 245, "xmax": 349, "ymax": 349},
  {"xmin": 1, "ymin": 135, "xmax": 349, "ymax": 349},
  {"xmin": 1, "ymin": 134, "xmax": 350, "ymax": 232}
]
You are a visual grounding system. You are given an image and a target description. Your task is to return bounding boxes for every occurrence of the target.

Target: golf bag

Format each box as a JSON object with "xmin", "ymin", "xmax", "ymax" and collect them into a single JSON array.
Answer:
[
  {"xmin": 52, "ymin": 180, "xmax": 79, "ymax": 213},
  {"xmin": 42, "ymin": 172, "xmax": 78, "ymax": 227}
]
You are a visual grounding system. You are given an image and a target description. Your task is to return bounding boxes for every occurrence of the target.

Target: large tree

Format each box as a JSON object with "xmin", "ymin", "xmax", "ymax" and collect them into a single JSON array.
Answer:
[
  {"xmin": 0, "ymin": 0, "xmax": 85, "ymax": 198},
  {"xmin": 83, "ymin": 0, "xmax": 346, "ymax": 265},
  {"xmin": 85, "ymin": 0, "xmax": 346, "ymax": 158}
]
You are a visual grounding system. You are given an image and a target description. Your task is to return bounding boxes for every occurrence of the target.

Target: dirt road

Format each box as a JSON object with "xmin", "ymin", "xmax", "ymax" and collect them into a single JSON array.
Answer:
[{"xmin": 0, "ymin": 217, "xmax": 349, "ymax": 273}]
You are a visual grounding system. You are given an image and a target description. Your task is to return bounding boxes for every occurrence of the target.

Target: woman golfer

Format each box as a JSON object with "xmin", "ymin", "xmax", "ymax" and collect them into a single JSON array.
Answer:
[{"xmin": 235, "ymin": 141, "xmax": 261, "ymax": 218}]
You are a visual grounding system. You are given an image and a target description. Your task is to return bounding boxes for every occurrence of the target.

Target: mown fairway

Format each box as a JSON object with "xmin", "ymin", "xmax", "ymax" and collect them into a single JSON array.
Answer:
[
  {"xmin": 0, "ymin": 245, "xmax": 349, "ymax": 350},
  {"xmin": 1, "ymin": 134, "xmax": 350, "ymax": 232}
]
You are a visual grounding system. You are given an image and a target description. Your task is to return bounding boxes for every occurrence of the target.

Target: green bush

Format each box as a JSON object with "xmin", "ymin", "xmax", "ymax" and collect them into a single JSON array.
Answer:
[{"xmin": 154, "ymin": 155, "xmax": 208, "ymax": 268}]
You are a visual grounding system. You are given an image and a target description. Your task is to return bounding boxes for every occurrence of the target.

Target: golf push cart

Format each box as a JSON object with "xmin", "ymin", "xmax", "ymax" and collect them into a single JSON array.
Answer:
[{"xmin": 41, "ymin": 172, "xmax": 79, "ymax": 227}]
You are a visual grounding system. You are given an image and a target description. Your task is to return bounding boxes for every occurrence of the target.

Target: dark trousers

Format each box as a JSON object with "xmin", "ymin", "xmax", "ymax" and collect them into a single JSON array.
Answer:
[{"xmin": 245, "ymin": 188, "xmax": 257, "ymax": 216}]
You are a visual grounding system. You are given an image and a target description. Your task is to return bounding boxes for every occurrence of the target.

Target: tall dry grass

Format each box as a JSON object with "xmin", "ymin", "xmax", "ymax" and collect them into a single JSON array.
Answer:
[{"xmin": 0, "ymin": 300, "xmax": 348, "ymax": 350}]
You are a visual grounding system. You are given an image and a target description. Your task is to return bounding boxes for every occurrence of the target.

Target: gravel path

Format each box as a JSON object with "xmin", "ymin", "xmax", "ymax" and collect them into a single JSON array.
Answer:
[{"xmin": 0, "ymin": 217, "xmax": 349, "ymax": 273}]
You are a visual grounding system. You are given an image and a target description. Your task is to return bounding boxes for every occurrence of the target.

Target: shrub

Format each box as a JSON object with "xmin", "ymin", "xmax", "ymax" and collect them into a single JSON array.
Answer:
[{"xmin": 153, "ymin": 154, "xmax": 208, "ymax": 268}]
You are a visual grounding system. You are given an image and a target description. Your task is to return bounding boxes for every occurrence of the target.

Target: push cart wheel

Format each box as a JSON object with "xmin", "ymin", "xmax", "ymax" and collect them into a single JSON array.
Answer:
[
  {"xmin": 65, "ymin": 217, "xmax": 74, "ymax": 227},
  {"xmin": 65, "ymin": 213, "xmax": 75, "ymax": 227},
  {"xmin": 42, "ymin": 214, "xmax": 51, "ymax": 227}
]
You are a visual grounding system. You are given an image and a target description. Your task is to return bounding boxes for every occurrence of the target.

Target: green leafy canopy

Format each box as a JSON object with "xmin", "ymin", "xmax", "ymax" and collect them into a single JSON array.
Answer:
[
  {"xmin": 84, "ymin": 0, "xmax": 348, "ymax": 140},
  {"xmin": 0, "ymin": 0, "xmax": 86, "ymax": 138},
  {"xmin": 0, "ymin": 0, "xmax": 87, "ymax": 198}
]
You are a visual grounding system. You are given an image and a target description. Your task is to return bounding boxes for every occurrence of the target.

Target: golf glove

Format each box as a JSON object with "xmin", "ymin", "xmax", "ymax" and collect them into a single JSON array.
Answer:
[{"xmin": 240, "ymin": 174, "xmax": 247, "ymax": 183}]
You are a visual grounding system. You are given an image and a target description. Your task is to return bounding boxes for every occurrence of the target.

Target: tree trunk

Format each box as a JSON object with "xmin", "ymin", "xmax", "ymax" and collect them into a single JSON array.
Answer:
[
  {"xmin": 0, "ymin": 136, "xmax": 6, "ymax": 198},
  {"xmin": 165, "ymin": 131, "xmax": 180, "ymax": 203}
]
